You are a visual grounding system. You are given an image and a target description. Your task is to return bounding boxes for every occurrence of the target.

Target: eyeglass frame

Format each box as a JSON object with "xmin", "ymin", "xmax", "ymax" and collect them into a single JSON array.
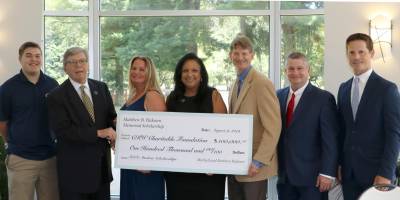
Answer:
[{"xmin": 65, "ymin": 59, "xmax": 88, "ymax": 65}]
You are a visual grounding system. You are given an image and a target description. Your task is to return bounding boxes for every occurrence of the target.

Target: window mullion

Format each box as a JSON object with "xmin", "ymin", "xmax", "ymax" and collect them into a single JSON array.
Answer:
[
  {"xmin": 100, "ymin": 10, "xmax": 270, "ymax": 17},
  {"xmin": 89, "ymin": 0, "xmax": 100, "ymax": 80}
]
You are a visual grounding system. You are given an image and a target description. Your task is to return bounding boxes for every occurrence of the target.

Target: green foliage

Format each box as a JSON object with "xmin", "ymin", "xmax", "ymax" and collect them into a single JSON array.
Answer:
[
  {"xmin": 44, "ymin": 16, "xmax": 89, "ymax": 84},
  {"xmin": 281, "ymin": 1, "xmax": 324, "ymax": 10},
  {"xmin": 45, "ymin": 0, "xmax": 88, "ymax": 11},
  {"xmin": 281, "ymin": 15, "xmax": 325, "ymax": 88},
  {"xmin": 99, "ymin": 2, "xmax": 270, "ymax": 107},
  {"xmin": 100, "ymin": 0, "xmax": 269, "ymax": 10},
  {"xmin": 0, "ymin": 138, "xmax": 7, "ymax": 200},
  {"xmin": 44, "ymin": 0, "xmax": 325, "ymax": 108}
]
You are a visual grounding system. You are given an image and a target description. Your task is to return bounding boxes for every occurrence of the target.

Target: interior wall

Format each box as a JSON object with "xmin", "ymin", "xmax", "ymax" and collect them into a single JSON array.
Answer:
[
  {"xmin": 0, "ymin": 0, "xmax": 42, "ymax": 84},
  {"xmin": 324, "ymin": 2, "xmax": 400, "ymax": 95}
]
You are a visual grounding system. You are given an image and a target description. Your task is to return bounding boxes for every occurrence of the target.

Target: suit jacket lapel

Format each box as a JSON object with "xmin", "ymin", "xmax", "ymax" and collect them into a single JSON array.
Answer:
[
  {"xmin": 64, "ymin": 80, "xmax": 91, "ymax": 123},
  {"xmin": 232, "ymin": 68, "xmax": 254, "ymax": 114},
  {"xmin": 88, "ymin": 79, "xmax": 101, "ymax": 123},
  {"xmin": 229, "ymin": 79, "xmax": 239, "ymax": 114},
  {"xmin": 288, "ymin": 83, "xmax": 312, "ymax": 129},
  {"xmin": 342, "ymin": 79, "xmax": 354, "ymax": 122},
  {"xmin": 355, "ymin": 71, "xmax": 377, "ymax": 120},
  {"xmin": 278, "ymin": 87, "xmax": 290, "ymax": 129},
  {"xmin": 285, "ymin": 83, "xmax": 313, "ymax": 129}
]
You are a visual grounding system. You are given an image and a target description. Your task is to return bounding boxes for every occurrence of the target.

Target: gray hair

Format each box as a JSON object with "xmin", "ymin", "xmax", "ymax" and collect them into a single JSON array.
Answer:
[{"xmin": 63, "ymin": 47, "xmax": 88, "ymax": 67}]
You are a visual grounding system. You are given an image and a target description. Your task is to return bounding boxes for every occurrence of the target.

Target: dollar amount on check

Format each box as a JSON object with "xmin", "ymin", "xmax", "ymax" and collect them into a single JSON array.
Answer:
[{"xmin": 115, "ymin": 111, "xmax": 253, "ymax": 175}]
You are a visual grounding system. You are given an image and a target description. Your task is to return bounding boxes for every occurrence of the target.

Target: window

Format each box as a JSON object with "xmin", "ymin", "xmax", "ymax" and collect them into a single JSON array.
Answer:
[
  {"xmin": 43, "ymin": 1, "xmax": 324, "ymax": 198},
  {"xmin": 280, "ymin": 15, "xmax": 324, "ymax": 88},
  {"xmin": 100, "ymin": 15, "xmax": 269, "ymax": 107},
  {"xmin": 44, "ymin": 16, "xmax": 88, "ymax": 83},
  {"xmin": 100, "ymin": 0, "xmax": 269, "ymax": 10}
]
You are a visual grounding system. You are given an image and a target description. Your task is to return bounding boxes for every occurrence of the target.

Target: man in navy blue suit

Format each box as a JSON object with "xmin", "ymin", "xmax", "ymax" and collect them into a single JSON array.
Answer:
[
  {"xmin": 276, "ymin": 52, "xmax": 339, "ymax": 200},
  {"xmin": 337, "ymin": 33, "xmax": 400, "ymax": 200}
]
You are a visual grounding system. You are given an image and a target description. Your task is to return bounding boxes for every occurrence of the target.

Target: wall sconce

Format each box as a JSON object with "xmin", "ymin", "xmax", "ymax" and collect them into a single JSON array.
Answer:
[{"xmin": 369, "ymin": 15, "xmax": 392, "ymax": 62}]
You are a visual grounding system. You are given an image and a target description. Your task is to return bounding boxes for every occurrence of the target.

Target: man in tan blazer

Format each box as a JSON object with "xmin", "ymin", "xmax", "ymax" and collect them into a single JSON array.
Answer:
[{"xmin": 228, "ymin": 34, "xmax": 281, "ymax": 200}]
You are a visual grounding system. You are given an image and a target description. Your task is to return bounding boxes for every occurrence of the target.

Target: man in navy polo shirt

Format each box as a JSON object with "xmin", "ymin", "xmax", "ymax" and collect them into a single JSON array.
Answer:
[{"xmin": 0, "ymin": 41, "xmax": 59, "ymax": 200}]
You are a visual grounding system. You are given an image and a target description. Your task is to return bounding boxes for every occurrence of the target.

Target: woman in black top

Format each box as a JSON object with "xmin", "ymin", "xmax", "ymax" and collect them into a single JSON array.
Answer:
[{"xmin": 165, "ymin": 53, "xmax": 227, "ymax": 200}]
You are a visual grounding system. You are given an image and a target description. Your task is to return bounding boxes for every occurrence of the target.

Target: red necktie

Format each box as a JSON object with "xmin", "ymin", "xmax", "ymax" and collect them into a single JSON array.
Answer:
[{"xmin": 286, "ymin": 93, "xmax": 295, "ymax": 127}]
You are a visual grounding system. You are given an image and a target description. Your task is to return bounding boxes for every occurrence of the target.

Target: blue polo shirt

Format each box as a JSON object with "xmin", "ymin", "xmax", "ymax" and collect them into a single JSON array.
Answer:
[{"xmin": 0, "ymin": 70, "xmax": 59, "ymax": 160}]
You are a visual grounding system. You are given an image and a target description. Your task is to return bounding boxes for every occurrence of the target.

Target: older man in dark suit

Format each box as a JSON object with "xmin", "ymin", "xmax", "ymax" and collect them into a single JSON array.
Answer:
[
  {"xmin": 47, "ymin": 47, "xmax": 116, "ymax": 200},
  {"xmin": 276, "ymin": 52, "xmax": 339, "ymax": 200},
  {"xmin": 337, "ymin": 33, "xmax": 400, "ymax": 200}
]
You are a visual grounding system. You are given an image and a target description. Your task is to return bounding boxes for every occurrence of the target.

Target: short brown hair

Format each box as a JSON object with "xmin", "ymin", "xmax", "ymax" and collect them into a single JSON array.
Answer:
[
  {"xmin": 63, "ymin": 47, "xmax": 88, "ymax": 67},
  {"xmin": 285, "ymin": 52, "xmax": 309, "ymax": 68},
  {"xmin": 230, "ymin": 33, "xmax": 253, "ymax": 52},
  {"xmin": 18, "ymin": 41, "xmax": 42, "ymax": 59},
  {"xmin": 346, "ymin": 33, "xmax": 374, "ymax": 52}
]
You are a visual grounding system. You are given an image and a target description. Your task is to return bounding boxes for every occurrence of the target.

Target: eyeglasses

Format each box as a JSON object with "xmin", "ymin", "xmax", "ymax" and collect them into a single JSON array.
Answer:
[{"xmin": 66, "ymin": 59, "xmax": 88, "ymax": 65}]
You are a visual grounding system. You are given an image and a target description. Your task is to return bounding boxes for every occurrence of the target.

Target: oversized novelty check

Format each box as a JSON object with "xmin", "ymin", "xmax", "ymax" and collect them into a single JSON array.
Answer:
[{"xmin": 115, "ymin": 111, "xmax": 253, "ymax": 175}]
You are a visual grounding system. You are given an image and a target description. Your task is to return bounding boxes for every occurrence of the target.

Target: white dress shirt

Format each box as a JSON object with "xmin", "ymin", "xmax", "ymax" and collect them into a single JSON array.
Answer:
[
  {"xmin": 351, "ymin": 68, "xmax": 373, "ymax": 104},
  {"xmin": 69, "ymin": 78, "xmax": 93, "ymax": 103},
  {"xmin": 286, "ymin": 80, "xmax": 309, "ymax": 111}
]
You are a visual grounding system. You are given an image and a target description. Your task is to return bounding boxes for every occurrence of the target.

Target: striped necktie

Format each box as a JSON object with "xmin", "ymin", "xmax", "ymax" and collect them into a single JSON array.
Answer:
[{"xmin": 80, "ymin": 85, "xmax": 95, "ymax": 122}]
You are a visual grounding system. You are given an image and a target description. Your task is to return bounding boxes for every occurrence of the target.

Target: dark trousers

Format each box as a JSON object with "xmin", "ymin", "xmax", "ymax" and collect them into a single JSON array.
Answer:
[
  {"xmin": 277, "ymin": 182, "xmax": 328, "ymax": 200},
  {"xmin": 342, "ymin": 179, "xmax": 370, "ymax": 200},
  {"xmin": 227, "ymin": 175, "xmax": 268, "ymax": 200},
  {"xmin": 59, "ymin": 182, "xmax": 110, "ymax": 200}
]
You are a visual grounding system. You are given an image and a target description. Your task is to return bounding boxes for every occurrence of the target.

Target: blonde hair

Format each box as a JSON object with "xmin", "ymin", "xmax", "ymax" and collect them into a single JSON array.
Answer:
[{"xmin": 128, "ymin": 56, "xmax": 163, "ymax": 99}]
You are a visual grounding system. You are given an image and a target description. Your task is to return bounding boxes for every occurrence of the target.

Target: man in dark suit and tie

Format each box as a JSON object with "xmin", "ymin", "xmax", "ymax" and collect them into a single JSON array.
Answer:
[
  {"xmin": 276, "ymin": 52, "xmax": 339, "ymax": 200},
  {"xmin": 47, "ymin": 47, "xmax": 117, "ymax": 200},
  {"xmin": 337, "ymin": 33, "xmax": 400, "ymax": 200}
]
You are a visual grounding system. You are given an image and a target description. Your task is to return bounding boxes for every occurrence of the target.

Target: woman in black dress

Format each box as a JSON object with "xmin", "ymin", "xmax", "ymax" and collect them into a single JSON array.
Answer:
[{"xmin": 165, "ymin": 52, "xmax": 227, "ymax": 200}]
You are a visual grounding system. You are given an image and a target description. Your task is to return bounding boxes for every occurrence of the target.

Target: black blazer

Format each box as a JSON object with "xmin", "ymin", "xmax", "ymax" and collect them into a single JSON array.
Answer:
[
  {"xmin": 277, "ymin": 83, "xmax": 339, "ymax": 186},
  {"xmin": 47, "ymin": 79, "xmax": 116, "ymax": 193}
]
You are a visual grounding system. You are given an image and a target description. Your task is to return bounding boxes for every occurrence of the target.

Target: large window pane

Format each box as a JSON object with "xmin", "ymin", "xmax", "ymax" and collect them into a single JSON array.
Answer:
[
  {"xmin": 281, "ymin": 1, "xmax": 323, "ymax": 10},
  {"xmin": 44, "ymin": 17, "xmax": 88, "ymax": 83},
  {"xmin": 100, "ymin": 0, "xmax": 269, "ymax": 11},
  {"xmin": 100, "ymin": 16, "xmax": 269, "ymax": 108},
  {"xmin": 44, "ymin": 0, "xmax": 88, "ymax": 11},
  {"xmin": 280, "ymin": 15, "xmax": 324, "ymax": 88}
]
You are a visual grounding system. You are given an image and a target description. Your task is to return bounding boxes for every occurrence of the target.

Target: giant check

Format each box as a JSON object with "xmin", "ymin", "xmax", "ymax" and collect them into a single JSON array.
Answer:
[{"xmin": 115, "ymin": 111, "xmax": 253, "ymax": 175}]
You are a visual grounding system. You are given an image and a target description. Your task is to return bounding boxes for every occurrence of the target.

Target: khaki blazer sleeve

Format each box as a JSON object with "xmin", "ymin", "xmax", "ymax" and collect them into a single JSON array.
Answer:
[{"xmin": 252, "ymin": 76, "xmax": 282, "ymax": 166}]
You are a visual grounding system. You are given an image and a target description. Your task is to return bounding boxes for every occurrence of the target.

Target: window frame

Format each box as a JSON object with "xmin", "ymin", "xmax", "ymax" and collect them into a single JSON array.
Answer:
[
  {"xmin": 42, "ymin": 1, "xmax": 324, "ymax": 199},
  {"xmin": 42, "ymin": 1, "xmax": 324, "ymax": 90}
]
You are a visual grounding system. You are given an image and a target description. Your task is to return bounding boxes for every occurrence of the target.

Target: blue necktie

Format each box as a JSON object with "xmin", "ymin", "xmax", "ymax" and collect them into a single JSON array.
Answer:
[
  {"xmin": 237, "ymin": 79, "xmax": 243, "ymax": 97},
  {"xmin": 351, "ymin": 77, "xmax": 360, "ymax": 120}
]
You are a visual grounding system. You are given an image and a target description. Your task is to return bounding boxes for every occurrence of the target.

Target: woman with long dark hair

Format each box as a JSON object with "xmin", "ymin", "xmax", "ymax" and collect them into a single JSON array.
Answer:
[{"xmin": 165, "ymin": 52, "xmax": 227, "ymax": 200}]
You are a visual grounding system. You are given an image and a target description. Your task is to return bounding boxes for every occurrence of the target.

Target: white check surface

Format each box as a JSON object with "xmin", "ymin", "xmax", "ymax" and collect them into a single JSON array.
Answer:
[{"xmin": 115, "ymin": 111, "xmax": 253, "ymax": 175}]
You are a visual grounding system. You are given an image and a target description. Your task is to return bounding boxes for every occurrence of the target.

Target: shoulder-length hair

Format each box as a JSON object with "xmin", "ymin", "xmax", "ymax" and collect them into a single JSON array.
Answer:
[
  {"xmin": 172, "ymin": 52, "xmax": 209, "ymax": 101},
  {"xmin": 128, "ymin": 56, "xmax": 162, "ymax": 98}
]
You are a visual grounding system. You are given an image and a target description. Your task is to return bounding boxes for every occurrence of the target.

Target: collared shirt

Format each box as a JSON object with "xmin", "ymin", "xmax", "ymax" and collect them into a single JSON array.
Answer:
[
  {"xmin": 0, "ymin": 70, "xmax": 59, "ymax": 160},
  {"xmin": 351, "ymin": 68, "xmax": 373, "ymax": 103},
  {"xmin": 69, "ymin": 78, "xmax": 93, "ymax": 103},
  {"xmin": 286, "ymin": 80, "xmax": 309, "ymax": 111},
  {"xmin": 236, "ymin": 66, "xmax": 252, "ymax": 97},
  {"xmin": 238, "ymin": 65, "xmax": 252, "ymax": 84},
  {"xmin": 286, "ymin": 80, "xmax": 335, "ymax": 180}
]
